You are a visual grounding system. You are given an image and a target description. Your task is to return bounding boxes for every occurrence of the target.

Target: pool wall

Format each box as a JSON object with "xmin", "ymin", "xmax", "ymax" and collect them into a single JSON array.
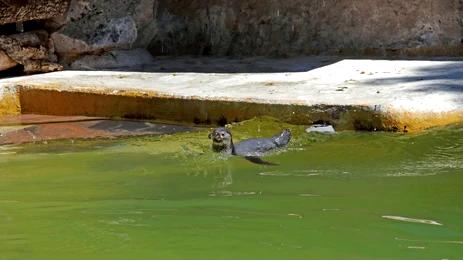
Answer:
[{"xmin": 1, "ymin": 59, "xmax": 463, "ymax": 132}]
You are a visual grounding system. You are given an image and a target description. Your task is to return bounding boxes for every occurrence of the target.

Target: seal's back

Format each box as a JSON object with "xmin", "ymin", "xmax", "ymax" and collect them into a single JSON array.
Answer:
[{"xmin": 233, "ymin": 129, "xmax": 291, "ymax": 157}]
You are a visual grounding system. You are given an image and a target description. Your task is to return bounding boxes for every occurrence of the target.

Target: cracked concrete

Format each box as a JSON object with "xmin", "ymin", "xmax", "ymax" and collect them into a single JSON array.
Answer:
[{"xmin": 0, "ymin": 58, "xmax": 462, "ymax": 132}]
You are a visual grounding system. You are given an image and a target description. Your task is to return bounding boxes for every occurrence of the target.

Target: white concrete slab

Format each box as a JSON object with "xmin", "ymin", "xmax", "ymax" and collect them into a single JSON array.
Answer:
[{"xmin": 1, "ymin": 58, "xmax": 462, "ymax": 131}]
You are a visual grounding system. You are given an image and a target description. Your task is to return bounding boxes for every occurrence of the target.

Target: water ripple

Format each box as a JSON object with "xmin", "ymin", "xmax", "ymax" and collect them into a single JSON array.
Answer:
[{"xmin": 382, "ymin": 215, "xmax": 442, "ymax": 225}]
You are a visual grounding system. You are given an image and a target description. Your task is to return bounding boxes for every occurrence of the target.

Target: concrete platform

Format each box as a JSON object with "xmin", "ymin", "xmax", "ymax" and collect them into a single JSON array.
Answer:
[{"xmin": 1, "ymin": 58, "xmax": 462, "ymax": 132}]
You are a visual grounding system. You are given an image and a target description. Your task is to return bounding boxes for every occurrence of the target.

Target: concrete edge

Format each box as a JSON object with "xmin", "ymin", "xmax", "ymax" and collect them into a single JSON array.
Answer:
[
  {"xmin": 1, "ymin": 82, "xmax": 462, "ymax": 132},
  {"xmin": 14, "ymin": 84, "xmax": 463, "ymax": 132}
]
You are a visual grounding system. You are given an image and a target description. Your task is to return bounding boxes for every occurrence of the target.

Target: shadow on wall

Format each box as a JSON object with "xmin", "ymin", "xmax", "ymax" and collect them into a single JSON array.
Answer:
[
  {"xmin": 68, "ymin": 52, "xmax": 342, "ymax": 74},
  {"xmin": 68, "ymin": 48, "xmax": 463, "ymax": 74},
  {"xmin": 136, "ymin": 56, "xmax": 343, "ymax": 73}
]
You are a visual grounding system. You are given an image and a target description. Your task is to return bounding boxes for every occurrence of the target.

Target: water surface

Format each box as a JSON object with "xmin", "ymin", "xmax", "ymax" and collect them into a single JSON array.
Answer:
[{"xmin": 0, "ymin": 118, "xmax": 462, "ymax": 259}]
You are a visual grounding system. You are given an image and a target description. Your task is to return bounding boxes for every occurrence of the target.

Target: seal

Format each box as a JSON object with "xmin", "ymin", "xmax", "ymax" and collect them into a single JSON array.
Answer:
[{"xmin": 208, "ymin": 127, "xmax": 291, "ymax": 165}]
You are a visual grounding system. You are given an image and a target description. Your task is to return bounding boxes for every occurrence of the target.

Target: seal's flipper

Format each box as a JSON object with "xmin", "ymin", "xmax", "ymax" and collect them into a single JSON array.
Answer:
[{"xmin": 244, "ymin": 156, "xmax": 278, "ymax": 166}]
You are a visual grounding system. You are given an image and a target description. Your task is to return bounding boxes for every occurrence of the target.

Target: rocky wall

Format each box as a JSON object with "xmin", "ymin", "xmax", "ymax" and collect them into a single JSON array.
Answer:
[
  {"xmin": 0, "ymin": 0, "xmax": 70, "ymax": 25},
  {"xmin": 149, "ymin": 0, "xmax": 463, "ymax": 56},
  {"xmin": 2, "ymin": 0, "xmax": 463, "ymax": 74},
  {"xmin": 0, "ymin": 0, "xmax": 69, "ymax": 74}
]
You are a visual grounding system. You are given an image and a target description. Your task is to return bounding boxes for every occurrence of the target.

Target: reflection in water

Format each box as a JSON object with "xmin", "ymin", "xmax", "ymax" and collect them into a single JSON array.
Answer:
[
  {"xmin": 0, "ymin": 120, "xmax": 462, "ymax": 259},
  {"xmin": 219, "ymin": 162, "xmax": 233, "ymax": 188},
  {"xmin": 395, "ymin": 237, "xmax": 463, "ymax": 245}
]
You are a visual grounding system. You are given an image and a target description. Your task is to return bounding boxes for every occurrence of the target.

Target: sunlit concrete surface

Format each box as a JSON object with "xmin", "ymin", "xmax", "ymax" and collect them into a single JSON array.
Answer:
[{"xmin": 1, "ymin": 58, "xmax": 462, "ymax": 131}]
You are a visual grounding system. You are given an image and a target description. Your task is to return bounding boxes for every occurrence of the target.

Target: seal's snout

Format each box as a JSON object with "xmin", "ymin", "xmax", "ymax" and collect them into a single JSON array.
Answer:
[
  {"xmin": 209, "ymin": 127, "xmax": 231, "ymax": 143},
  {"xmin": 208, "ymin": 131, "xmax": 222, "ymax": 142},
  {"xmin": 210, "ymin": 127, "xmax": 234, "ymax": 153},
  {"xmin": 213, "ymin": 132, "xmax": 223, "ymax": 142}
]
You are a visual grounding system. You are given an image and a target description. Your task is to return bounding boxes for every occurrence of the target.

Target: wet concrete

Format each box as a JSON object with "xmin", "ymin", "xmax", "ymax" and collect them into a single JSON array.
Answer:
[{"xmin": 0, "ymin": 114, "xmax": 198, "ymax": 145}]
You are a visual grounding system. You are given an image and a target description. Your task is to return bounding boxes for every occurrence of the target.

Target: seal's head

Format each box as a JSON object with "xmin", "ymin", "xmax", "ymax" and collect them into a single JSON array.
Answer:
[{"xmin": 208, "ymin": 127, "xmax": 234, "ymax": 153}]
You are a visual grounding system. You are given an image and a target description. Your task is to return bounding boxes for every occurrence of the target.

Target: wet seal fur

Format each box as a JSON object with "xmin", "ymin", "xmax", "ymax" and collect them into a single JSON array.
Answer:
[{"xmin": 208, "ymin": 127, "xmax": 291, "ymax": 165}]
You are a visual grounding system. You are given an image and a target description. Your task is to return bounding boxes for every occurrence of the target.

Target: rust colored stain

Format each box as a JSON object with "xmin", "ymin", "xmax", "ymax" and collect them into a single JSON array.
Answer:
[
  {"xmin": 385, "ymin": 110, "xmax": 463, "ymax": 133},
  {"xmin": 0, "ymin": 118, "xmax": 198, "ymax": 145},
  {"xmin": 0, "ymin": 87, "xmax": 20, "ymax": 116},
  {"xmin": 0, "ymin": 122, "xmax": 108, "ymax": 145},
  {"xmin": 0, "ymin": 114, "xmax": 106, "ymax": 126}
]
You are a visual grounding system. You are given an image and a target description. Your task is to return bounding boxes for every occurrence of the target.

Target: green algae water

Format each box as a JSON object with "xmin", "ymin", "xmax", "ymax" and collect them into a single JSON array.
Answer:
[{"xmin": 0, "ymin": 118, "xmax": 462, "ymax": 259}]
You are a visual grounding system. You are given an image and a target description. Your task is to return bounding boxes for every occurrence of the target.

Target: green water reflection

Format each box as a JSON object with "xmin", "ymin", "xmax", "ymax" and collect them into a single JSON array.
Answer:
[{"xmin": 0, "ymin": 118, "xmax": 462, "ymax": 259}]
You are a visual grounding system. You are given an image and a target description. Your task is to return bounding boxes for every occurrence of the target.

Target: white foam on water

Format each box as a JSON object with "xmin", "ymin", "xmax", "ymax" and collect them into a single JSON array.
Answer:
[
  {"xmin": 299, "ymin": 193, "xmax": 320, "ymax": 197},
  {"xmin": 258, "ymin": 170, "xmax": 321, "ymax": 177},
  {"xmin": 386, "ymin": 172, "xmax": 437, "ymax": 177},
  {"xmin": 382, "ymin": 215, "xmax": 442, "ymax": 225},
  {"xmin": 288, "ymin": 213, "xmax": 303, "ymax": 218},
  {"xmin": 407, "ymin": 246, "xmax": 426, "ymax": 249},
  {"xmin": 395, "ymin": 237, "xmax": 463, "ymax": 245},
  {"xmin": 209, "ymin": 191, "xmax": 257, "ymax": 197},
  {"xmin": 233, "ymin": 191, "xmax": 257, "ymax": 196},
  {"xmin": 221, "ymin": 215, "xmax": 240, "ymax": 219},
  {"xmin": 287, "ymin": 147, "xmax": 305, "ymax": 151},
  {"xmin": 258, "ymin": 172, "xmax": 318, "ymax": 177}
]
